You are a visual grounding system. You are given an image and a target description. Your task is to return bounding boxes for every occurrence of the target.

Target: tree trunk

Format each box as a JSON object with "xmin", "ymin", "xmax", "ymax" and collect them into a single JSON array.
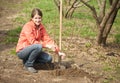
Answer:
[
  {"xmin": 97, "ymin": 25, "xmax": 104, "ymax": 45},
  {"xmin": 97, "ymin": 6, "xmax": 119, "ymax": 46},
  {"xmin": 103, "ymin": 9, "xmax": 118, "ymax": 44},
  {"xmin": 65, "ymin": 7, "xmax": 76, "ymax": 18},
  {"xmin": 97, "ymin": 0, "xmax": 120, "ymax": 46}
]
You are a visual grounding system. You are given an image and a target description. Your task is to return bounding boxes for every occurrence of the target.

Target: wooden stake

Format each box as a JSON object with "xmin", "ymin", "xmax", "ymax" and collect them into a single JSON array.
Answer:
[
  {"xmin": 59, "ymin": 0, "xmax": 62, "ymax": 50},
  {"xmin": 58, "ymin": 0, "xmax": 62, "ymax": 64}
]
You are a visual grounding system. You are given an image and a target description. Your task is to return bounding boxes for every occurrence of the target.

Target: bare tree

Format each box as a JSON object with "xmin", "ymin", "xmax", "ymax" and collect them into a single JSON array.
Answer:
[
  {"xmin": 54, "ymin": 0, "xmax": 60, "ymax": 12},
  {"xmin": 54, "ymin": 0, "xmax": 90, "ymax": 18},
  {"xmin": 80, "ymin": 0, "xmax": 120, "ymax": 46}
]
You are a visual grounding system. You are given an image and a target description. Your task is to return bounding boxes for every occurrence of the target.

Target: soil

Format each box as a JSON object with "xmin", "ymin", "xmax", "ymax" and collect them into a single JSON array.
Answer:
[{"xmin": 0, "ymin": 0, "xmax": 120, "ymax": 83}]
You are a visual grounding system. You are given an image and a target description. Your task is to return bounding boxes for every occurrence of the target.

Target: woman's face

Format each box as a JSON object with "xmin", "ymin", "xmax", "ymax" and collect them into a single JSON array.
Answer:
[{"xmin": 32, "ymin": 14, "xmax": 42, "ymax": 26}]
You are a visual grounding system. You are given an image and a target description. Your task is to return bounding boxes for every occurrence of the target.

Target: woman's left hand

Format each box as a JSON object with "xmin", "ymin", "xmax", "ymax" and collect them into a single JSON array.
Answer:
[
  {"xmin": 58, "ymin": 52, "xmax": 66, "ymax": 60},
  {"xmin": 46, "ymin": 44, "xmax": 56, "ymax": 51}
]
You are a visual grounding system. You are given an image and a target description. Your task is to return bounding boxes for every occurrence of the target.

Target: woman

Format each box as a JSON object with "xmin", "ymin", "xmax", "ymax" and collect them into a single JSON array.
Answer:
[{"xmin": 16, "ymin": 8, "xmax": 65, "ymax": 73}]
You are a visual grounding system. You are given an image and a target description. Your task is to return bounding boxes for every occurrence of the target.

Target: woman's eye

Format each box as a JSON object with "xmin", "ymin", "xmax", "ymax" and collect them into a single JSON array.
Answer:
[
  {"xmin": 38, "ymin": 17, "xmax": 41, "ymax": 19},
  {"xmin": 34, "ymin": 17, "xmax": 41, "ymax": 19}
]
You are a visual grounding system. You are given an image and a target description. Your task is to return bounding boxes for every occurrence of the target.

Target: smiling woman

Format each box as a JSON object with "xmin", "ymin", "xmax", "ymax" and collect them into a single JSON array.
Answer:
[
  {"xmin": 16, "ymin": 8, "xmax": 66, "ymax": 73},
  {"xmin": 31, "ymin": 8, "xmax": 43, "ymax": 27}
]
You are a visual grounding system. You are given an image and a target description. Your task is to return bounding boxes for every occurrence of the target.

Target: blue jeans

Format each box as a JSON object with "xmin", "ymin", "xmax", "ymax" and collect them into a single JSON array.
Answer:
[{"xmin": 17, "ymin": 44, "xmax": 52, "ymax": 67}]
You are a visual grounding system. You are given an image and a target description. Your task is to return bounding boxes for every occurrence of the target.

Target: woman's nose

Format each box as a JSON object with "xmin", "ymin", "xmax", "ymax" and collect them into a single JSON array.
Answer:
[{"xmin": 36, "ymin": 19, "xmax": 40, "ymax": 22}]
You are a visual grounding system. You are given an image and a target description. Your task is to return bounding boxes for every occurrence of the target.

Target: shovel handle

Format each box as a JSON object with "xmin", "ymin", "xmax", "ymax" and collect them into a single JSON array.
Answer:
[{"xmin": 58, "ymin": 55, "xmax": 61, "ymax": 64}]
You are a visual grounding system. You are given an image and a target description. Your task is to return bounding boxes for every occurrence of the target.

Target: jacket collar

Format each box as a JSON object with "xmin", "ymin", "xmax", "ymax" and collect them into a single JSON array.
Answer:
[{"xmin": 30, "ymin": 21, "xmax": 42, "ymax": 30}]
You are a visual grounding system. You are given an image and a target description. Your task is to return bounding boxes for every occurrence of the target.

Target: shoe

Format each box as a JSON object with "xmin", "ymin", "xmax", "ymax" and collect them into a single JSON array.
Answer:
[{"xmin": 24, "ymin": 66, "xmax": 38, "ymax": 73}]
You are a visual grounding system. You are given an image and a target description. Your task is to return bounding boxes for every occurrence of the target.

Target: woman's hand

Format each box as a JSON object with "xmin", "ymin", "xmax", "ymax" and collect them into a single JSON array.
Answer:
[
  {"xmin": 46, "ymin": 44, "xmax": 55, "ymax": 51},
  {"xmin": 58, "ymin": 52, "xmax": 66, "ymax": 60},
  {"xmin": 46, "ymin": 45, "xmax": 66, "ymax": 59}
]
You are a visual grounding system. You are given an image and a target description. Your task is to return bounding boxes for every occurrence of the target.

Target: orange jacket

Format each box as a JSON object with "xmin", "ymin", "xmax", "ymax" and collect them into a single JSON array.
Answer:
[{"xmin": 16, "ymin": 21, "xmax": 59, "ymax": 53}]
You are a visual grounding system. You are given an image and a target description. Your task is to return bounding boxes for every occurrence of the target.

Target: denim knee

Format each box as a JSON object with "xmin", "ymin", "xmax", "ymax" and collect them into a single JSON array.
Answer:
[
  {"xmin": 34, "ymin": 44, "xmax": 42, "ymax": 53},
  {"xmin": 47, "ymin": 56, "xmax": 52, "ymax": 63}
]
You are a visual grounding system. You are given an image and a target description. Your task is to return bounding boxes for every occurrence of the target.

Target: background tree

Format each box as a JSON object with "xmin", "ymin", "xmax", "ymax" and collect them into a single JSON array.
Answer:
[
  {"xmin": 54, "ymin": 0, "xmax": 120, "ymax": 46},
  {"xmin": 80, "ymin": 0, "xmax": 120, "ymax": 46},
  {"xmin": 54, "ymin": 0, "xmax": 90, "ymax": 18}
]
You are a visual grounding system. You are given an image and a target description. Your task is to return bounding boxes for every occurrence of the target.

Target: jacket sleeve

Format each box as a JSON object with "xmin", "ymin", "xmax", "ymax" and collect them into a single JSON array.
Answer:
[{"xmin": 41, "ymin": 26, "xmax": 60, "ymax": 53}]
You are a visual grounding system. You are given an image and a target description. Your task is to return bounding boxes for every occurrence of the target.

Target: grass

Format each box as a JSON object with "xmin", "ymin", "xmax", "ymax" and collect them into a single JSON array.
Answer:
[
  {"xmin": 113, "ymin": 10, "xmax": 120, "ymax": 43},
  {"xmin": 115, "ymin": 34, "xmax": 120, "ymax": 43},
  {"xmin": 5, "ymin": 26, "xmax": 21, "ymax": 44},
  {"xmin": 3, "ymin": 0, "xmax": 119, "ymax": 46},
  {"xmin": 4, "ymin": 0, "xmax": 120, "ymax": 43},
  {"xmin": 4, "ymin": 0, "xmax": 120, "ymax": 45}
]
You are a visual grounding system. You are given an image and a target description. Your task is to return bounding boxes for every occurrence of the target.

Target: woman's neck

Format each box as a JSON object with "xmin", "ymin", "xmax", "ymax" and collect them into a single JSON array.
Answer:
[{"xmin": 35, "ymin": 25, "xmax": 40, "ymax": 29}]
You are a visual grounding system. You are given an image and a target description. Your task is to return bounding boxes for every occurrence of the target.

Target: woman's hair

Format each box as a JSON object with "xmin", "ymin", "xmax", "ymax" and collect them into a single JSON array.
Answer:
[{"xmin": 31, "ymin": 8, "xmax": 43, "ymax": 18}]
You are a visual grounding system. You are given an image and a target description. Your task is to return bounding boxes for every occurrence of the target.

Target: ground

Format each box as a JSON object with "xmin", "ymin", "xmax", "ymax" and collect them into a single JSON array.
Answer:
[{"xmin": 0, "ymin": 0, "xmax": 120, "ymax": 83}]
